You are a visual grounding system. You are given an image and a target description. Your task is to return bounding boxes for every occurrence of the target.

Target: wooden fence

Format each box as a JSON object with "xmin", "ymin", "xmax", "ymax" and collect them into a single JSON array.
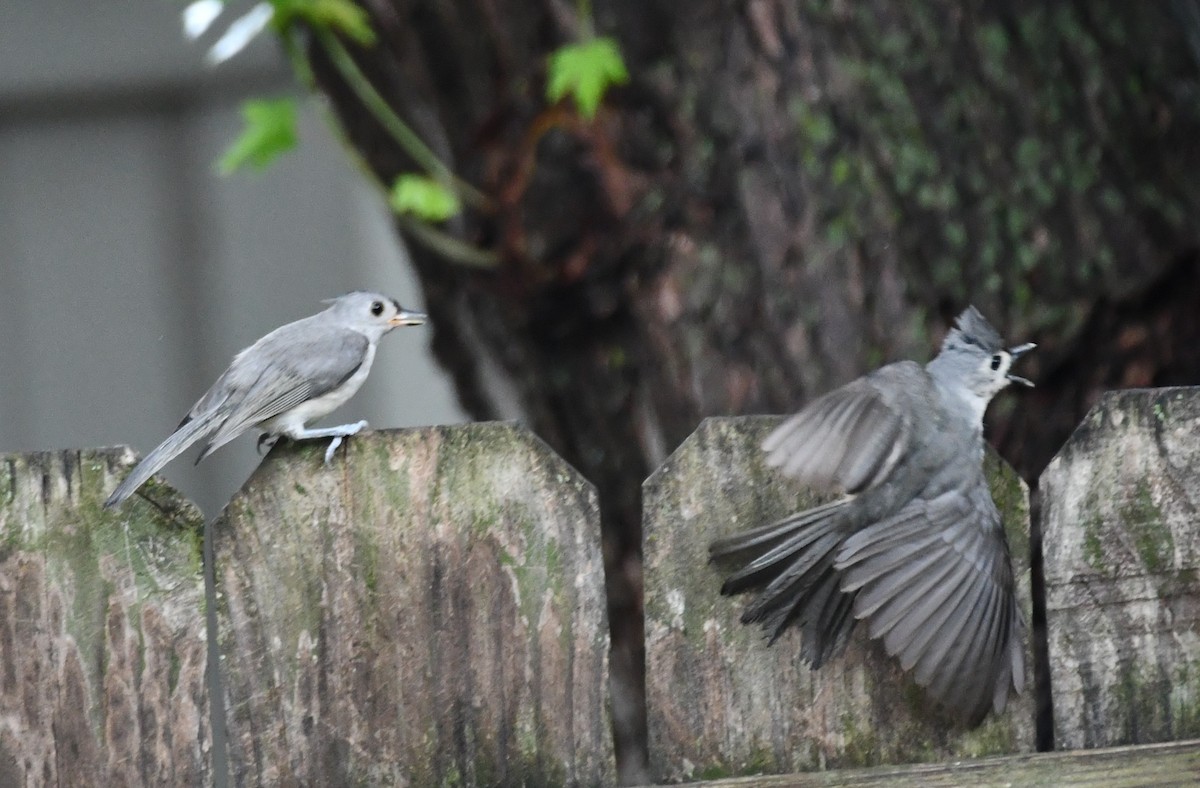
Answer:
[{"xmin": 1, "ymin": 389, "xmax": 1199, "ymax": 785}]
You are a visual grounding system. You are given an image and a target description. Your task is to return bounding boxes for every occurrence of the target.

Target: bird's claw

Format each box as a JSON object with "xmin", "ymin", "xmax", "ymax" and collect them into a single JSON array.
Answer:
[
  {"xmin": 322, "ymin": 421, "xmax": 369, "ymax": 465},
  {"xmin": 323, "ymin": 437, "xmax": 343, "ymax": 465},
  {"xmin": 258, "ymin": 433, "xmax": 280, "ymax": 455}
]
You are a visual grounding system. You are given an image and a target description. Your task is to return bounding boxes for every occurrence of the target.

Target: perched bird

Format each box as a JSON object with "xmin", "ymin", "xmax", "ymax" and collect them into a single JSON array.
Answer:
[
  {"xmin": 104, "ymin": 291, "xmax": 426, "ymax": 509},
  {"xmin": 709, "ymin": 306, "xmax": 1034, "ymax": 723}
]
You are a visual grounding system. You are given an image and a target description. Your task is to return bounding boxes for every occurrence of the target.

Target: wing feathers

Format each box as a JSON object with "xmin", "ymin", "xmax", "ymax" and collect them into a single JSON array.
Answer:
[
  {"xmin": 836, "ymin": 402, "xmax": 905, "ymax": 491},
  {"xmin": 852, "ymin": 544, "xmax": 947, "ymax": 620},
  {"xmin": 711, "ymin": 498, "xmax": 856, "ymax": 666},
  {"xmin": 739, "ymin": 532, "xmax": 842, "ymax": 623},
  {"xmin": 709, "ymin": 499, "xmax": 849, "ymax": 558},
  {"xmin": 763, "ymin": 374, "xmax": 912, "ymax": 495},
  {"xmin": 188, "ymin": 326, "xmax": 370, "ymax": 458},
  {"xmin": 891, "ymin": 560, "xmax": 976, "ymax": 671},
  {"xmin": 837, "ymin": 512, "xmax": 937, "ymax": 569},
  {"xmin": 720, "ymin": 525, "xmax": 839, "ymax": 595},
  {"xmin": 717, "ymin": 357, "xmax": 1024, "ymax": 722},
  {"xmin": 197, "ymin": 378, "xmax": 311, "ymax": 460},
  {"xmin": 834, "ymin": 488, "xmax": 1022, "ymax": 721}
]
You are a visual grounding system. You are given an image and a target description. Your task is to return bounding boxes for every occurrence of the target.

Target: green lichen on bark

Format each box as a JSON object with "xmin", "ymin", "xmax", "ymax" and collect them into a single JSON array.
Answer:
[{"xmin": 769, "ymin": 1, "xmax": 1200, "ymax": 334}]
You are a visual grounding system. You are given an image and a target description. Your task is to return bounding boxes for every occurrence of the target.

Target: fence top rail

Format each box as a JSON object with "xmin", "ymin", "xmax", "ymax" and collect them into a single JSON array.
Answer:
[{"xmin": 667, "ymin": 738, "xmax": 1200, "ymax": 787}]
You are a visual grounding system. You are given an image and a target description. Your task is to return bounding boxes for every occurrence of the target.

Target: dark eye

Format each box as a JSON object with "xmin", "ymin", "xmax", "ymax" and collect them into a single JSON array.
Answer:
[
  {"xmin": 370, "ymin": 301, "xmax": 384, "ymax": 316},
  {"xmin": 990, "ymin": 354, "xmax": 1003, "ymax": 371}
]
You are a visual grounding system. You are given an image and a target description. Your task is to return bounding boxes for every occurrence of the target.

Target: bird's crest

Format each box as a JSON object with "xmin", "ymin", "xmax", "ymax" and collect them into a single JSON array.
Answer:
[{"xmin": 945, "ymin": 305, "xmax": 1004, "ymax": 354}]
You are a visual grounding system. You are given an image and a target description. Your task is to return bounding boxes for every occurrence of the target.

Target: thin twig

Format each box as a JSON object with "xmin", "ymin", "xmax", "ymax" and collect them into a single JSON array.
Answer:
[
  {"xmin": 398, "ymin": 216, "xmax": 501, "ymax": 269},
  {"xmin": 315, "ymin": 28, "xmax": 491, "ymax": 211}
]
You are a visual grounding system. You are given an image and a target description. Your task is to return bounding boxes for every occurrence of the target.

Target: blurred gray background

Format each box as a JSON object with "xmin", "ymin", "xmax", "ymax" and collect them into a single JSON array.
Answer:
[{"xmin": 0, "ymin": 0, "xmax": 466, "ymax": 517}]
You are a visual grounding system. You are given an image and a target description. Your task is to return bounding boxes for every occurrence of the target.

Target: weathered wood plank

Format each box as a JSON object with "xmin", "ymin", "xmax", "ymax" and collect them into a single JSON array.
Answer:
[
  {"xmin": 665, "ymin": 738, "xmax": 1200, "ymax": 787},
  {"xmin": 643, "ymin": 416, "xmax": 1034, "ymax": 782},
  {"xmin": 0, "ymin": 448, "xmax": 210, "ymax": 786},
  {"xmin": 1040, "ymin": 387, "xmax": 1200, "ymax": 750},
  {"xmin": 214, "ymin": 423, "xmax": 613, "ymax": 786}
]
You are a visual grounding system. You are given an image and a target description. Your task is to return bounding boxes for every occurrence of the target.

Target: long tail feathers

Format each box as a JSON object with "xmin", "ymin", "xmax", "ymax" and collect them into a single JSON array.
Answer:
[
  {"xmin": 103, "ymin": 412, "xmax": 221, "ymax": 509},
  {"xmin": 709, "ymin": 498, "xmax": 855, "ymax": 665},
  {"xmin": 709, "ymin": 498, "xmax": 850, "ymax": 559}
]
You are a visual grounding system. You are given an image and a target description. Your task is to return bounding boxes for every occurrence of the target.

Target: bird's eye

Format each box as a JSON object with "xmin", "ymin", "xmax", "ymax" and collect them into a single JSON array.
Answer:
[
  {"xmin": 370, "ymin": 301, "xmax": 384, "ymax": 316},
  {"xmin": 990, "ymin": 354, "xmax": 1003, "ymax": 371}
]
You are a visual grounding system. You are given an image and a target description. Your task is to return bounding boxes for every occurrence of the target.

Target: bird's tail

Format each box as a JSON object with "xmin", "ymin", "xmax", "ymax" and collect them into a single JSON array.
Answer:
[
  {"xmin": 104, "ymin": 412, "xmax": 221, "ymax": 509},
  {"xmin": 709, "ymin": 498, "xmax": 855, "ymax": 667}
]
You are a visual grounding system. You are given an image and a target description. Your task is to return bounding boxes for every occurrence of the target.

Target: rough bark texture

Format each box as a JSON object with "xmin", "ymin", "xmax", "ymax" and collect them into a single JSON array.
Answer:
[
  {"xmin": 214, "ymin": 425, "xmax": 613, "ymax": 786},
  {"xmin": 302, "ymin": 1, "xmax": 1200, "ymax": 775},
  {"xmin": 643, "ymin": 417, "xmax": 1034, "ymax": 781},
  {"xmin": 1039, "ymin": 387, "xmax": 1200, "ymax": 751},
  {"xmin": 0, "ymin": 448, "xmax": 210, "ymax": 786}
]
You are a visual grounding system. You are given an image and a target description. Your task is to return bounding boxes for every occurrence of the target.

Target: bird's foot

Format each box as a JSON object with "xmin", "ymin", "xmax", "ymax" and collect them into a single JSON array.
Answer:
[
  {"xmin": 322, "ymin": 420, "xmax": 369, "ymax": 465},
  {"xmin": 257, "ymin": 433, "xmax": 280, "ymax": 455}
]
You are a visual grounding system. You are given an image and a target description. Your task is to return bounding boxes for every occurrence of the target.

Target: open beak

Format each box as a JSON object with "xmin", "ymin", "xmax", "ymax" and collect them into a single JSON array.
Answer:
[
  {"xmin": 1006, "ymin": 342, "xmax": 1036, "ymax": 387},
  {"xmin": 389, "ymin": 309, "xmax": 427, "ymax": 327}
]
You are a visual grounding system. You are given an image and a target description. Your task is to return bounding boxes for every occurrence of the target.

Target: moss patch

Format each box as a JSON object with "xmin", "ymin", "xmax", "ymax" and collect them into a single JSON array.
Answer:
[{"xmin": 1121, "ymin": 480, "xmax": 1172, "ymax": 574}]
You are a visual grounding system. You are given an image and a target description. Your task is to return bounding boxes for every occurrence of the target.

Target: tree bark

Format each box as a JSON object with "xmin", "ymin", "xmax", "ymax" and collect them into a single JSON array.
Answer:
[{"xmin": 303, "ymin": 1, "xmax": 1200, "ymax": 779}]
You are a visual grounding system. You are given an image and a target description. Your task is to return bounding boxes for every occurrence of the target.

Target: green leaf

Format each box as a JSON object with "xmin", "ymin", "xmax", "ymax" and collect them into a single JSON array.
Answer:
[
  {"xmin": 218, "ymin": 97, "xmax": 299, "ymax": 174},
  {"xmin": 271, "ymin": 0, "xmax": 376, "ymax": 45},
  {"xmin": 389, "ymin": 174, "xmax": 461, "ymax": 222},
  {"xmin": 546, "ymin": 37, "xmax": 628, "ymax": 120}
]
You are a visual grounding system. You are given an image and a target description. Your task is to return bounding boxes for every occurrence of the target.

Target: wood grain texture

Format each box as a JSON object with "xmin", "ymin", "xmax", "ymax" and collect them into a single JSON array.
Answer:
[
  {"xmin": 683, "ymin": 738, "xmax": 1200, "ymax": 787},
  {"xmin": 1040, "ymin": 387, "xmax": 1200, "ymax": 750},
  {"xmin": 214, "ymin": 424, "xmax": 612, "ymax": 786},
  {"xmin": 643, "ymin": 417, "xmax": 1034, "ymax": 782},
  {"xmin": 0, "ymin": 448, "xmax": 209, "ymax": 786}
]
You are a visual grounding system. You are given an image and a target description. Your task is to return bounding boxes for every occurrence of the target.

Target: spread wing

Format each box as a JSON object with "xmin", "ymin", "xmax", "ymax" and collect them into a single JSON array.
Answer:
[
  {"xmin": 187, "ymin": 323, "xmax": 370, "ymax": 458},
  {"xmin": 834, "ymin": 480, "xmax": 1025, "ymax": 722},
  {"xmin": 762, "ymin": 362, "xmax": 923, "ymax": 494}
]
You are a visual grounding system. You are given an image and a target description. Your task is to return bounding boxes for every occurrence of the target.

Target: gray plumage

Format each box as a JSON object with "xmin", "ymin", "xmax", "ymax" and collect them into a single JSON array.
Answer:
[
  {"xmin": 710, "ymin": 306, "xmax": 1034, "ymax": 724},
  {"xmin": 104, "ymin": 291, "xmax": 426, "ymax": 509}
]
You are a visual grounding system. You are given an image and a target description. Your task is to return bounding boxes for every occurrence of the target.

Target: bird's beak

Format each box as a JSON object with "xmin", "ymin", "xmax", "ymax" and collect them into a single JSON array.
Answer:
[
  {"xmin": 389, "ymin": 310, "xmax": 427, "ymax": 327},
  {"xmin": 1006, "ymin": 342, "xmax": 1036, "ymax": 387},
  {"xmin": 1008, "ymin": 342, "xmax": 1036, "ymax": 359}
]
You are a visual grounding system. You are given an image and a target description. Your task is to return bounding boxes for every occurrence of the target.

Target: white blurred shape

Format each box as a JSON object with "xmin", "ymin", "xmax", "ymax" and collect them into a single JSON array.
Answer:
[{"xmin": 206, "ymin": 2, "xmax": 273, "ymax": 65}]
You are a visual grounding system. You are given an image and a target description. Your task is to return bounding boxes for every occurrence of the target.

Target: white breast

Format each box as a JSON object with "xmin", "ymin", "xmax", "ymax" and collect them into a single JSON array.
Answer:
[{"xmin": 260, "ymin": 341, "xmax": 377, "ymax": 434}]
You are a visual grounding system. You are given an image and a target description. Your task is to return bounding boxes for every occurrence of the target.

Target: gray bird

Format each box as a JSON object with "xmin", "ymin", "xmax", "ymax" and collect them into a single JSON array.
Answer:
[
  {"xmin": 710, "ymin": 306, "xmax": 1034, "ymax": 723},
  {"xmin": 104, "ymin": 291, "xmax": 426, "ymax": 509}
]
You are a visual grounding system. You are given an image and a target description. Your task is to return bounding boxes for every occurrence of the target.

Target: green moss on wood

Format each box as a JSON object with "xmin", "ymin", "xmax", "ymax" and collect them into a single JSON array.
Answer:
[
  {"xmin": 217, "ymin": 425, "xmax": 611, "ymax": 785},
  {"xmin": 839, "ymin": 712, "xmax": 886, "ymax": 767},
  {"xmin": 1121, "ymin": 480, "xmax": 1173, "ymax": 574},
  {"xmin": 1083, "ymin": 514, "xmax": 1108, "ymax": 573},
  {"xmin": 0, "ymin": 450, "xmax": 206, "ymax": 755}
]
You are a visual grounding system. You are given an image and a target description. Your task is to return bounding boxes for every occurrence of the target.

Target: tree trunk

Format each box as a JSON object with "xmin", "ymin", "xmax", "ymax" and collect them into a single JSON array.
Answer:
[{"xmin": 303, "ymin": 1, "xmax": 1200, "ymax": 780}]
